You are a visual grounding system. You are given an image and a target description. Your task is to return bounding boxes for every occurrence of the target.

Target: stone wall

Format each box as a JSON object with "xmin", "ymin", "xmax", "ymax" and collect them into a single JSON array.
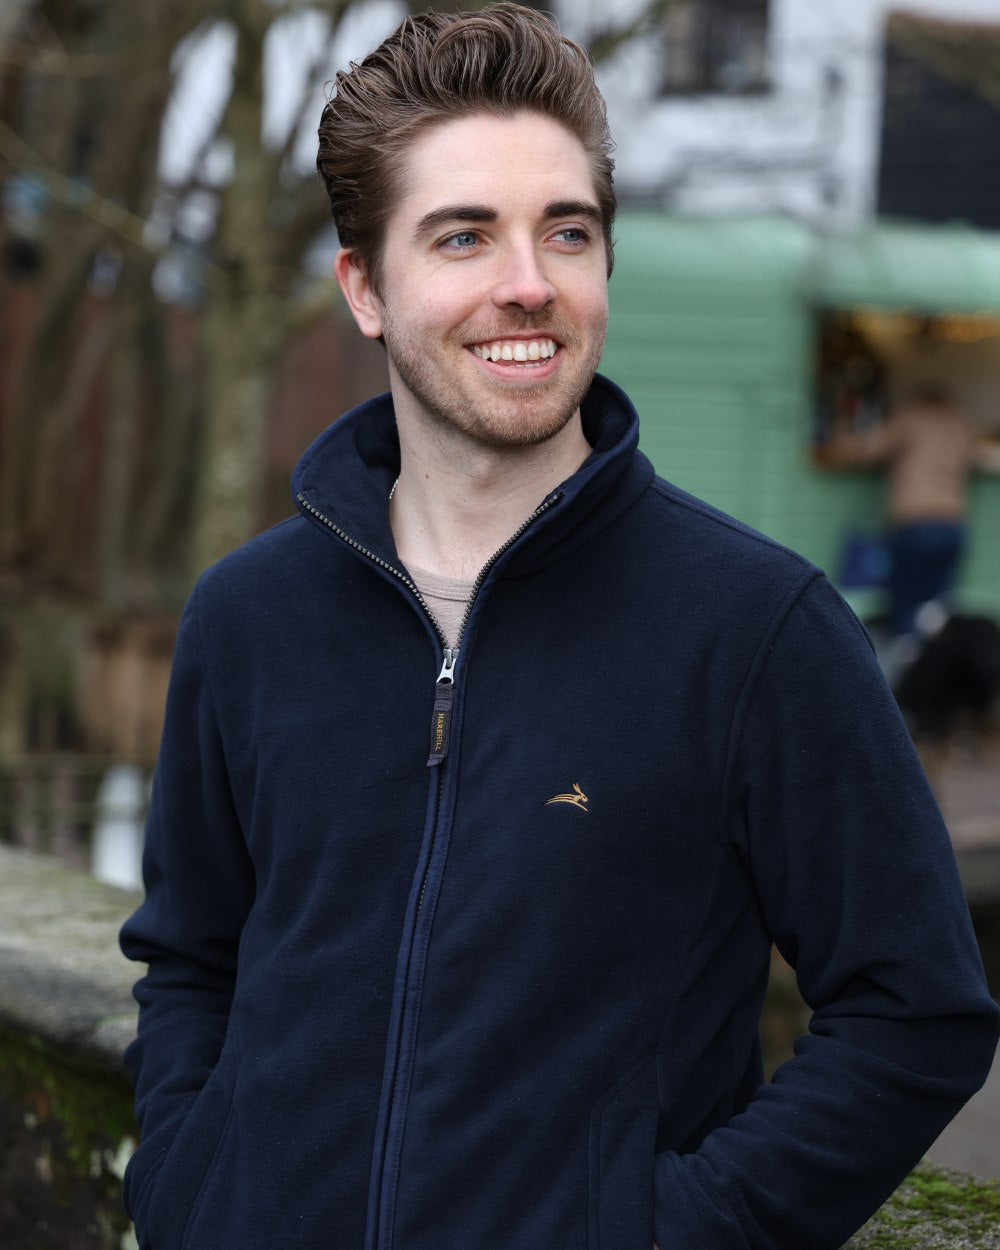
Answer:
[
  {"xmin": 0, "ymin": 844, "xmax": 138, "ymax": 1249},
  {"xmin": 1, "ymin": 842, "xmax": 997, "ymax": 1249}
]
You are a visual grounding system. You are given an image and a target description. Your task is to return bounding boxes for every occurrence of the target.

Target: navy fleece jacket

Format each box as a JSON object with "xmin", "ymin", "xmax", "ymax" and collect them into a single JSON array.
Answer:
[{"xmin": 120, "ymin": 375, "xmax": 999, "ymax": 1250}]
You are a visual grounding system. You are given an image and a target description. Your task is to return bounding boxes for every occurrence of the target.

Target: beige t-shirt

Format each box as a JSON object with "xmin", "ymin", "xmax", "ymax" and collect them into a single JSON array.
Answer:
[
  {"xmin": 828, "ymin": 400, "xmax": 977, "ymax": 524},
  {"xmin": 405, "ymin": 564, "xmax": 475, "ymax": 649}
]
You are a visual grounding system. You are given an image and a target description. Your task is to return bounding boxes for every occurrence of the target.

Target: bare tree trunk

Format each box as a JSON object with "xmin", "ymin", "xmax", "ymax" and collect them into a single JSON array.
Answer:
[
  {"xmin": 97, "ymin": 267, "xmax": 144, "ymax": 605},
  {"xmin": 194, "ymin": 296, "xmax": 281, "ymax": 571},
  {"xmin": 0, "ymin": 234, "xmax": 102, "ymax": 569},
  {"xmin": 0, "ymin": 1, "xmax": 183, "ymax": 590},
  {"xmin": 191, "ymin": 0, "xmax": 284, "ymax": 572},
  {"xmin": 30, "ymin": 299, "xmax": 115, "ymax": 584},
  {"xmin": 132, "ymin": 311, "xmax": 201, "ymax": 582}
]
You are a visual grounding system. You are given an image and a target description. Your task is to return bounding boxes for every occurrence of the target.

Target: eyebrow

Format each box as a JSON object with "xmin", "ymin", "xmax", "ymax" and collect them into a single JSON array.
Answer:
[
  {"xmin": 414, "ymin": 206, "xmax": 497, "ymax": 239},
  {"xmin": 544, "ymin": 200, "xmax": 603, "ymax": 227},
  {"xmin": 413, "ymin": 200, "xmax": 603, "ymax": 240}
]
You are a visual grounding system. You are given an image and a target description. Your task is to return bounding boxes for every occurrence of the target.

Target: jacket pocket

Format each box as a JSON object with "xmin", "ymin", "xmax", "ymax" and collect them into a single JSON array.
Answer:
[
  {"xmin": 142, "ymin": 1041, "xmax": 241, "ymax": 1250},
  {"xmin": 589, "ymin": 1056, "xmax": 659, "ymax": 1250}
]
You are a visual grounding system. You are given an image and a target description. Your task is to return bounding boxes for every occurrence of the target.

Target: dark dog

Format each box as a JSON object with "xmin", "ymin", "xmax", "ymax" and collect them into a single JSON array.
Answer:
[{"xmin": 894, "ymin": 613, "xmax": 1000, "ymax": 747}]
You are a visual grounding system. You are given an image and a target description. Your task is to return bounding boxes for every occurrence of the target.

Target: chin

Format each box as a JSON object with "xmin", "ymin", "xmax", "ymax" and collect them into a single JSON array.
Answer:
[
  {"xmin": 450, "ymin": 396, "xmax": 583, "ymax": 450},
  {"xmin": 465, "ymin": 419, "xmax": 574, "ymax": 450}
]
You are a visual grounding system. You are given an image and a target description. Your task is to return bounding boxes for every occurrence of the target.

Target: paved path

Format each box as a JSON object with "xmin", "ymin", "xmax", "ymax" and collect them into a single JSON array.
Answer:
[
  {"xmin": 936, "ymin": 754, "xmax": 1000, "ymax": 858},
  {"xmin": 928, "ymin": 1048, "xmax": 1000, "ymax": 1180},
  {"xmin": 925, "ymin": 754, "xmax": 1000, "ymax": 1179},
  {"xmin": 920, "ymin": 951, "xmax": 1000, "ymax": 1179}
]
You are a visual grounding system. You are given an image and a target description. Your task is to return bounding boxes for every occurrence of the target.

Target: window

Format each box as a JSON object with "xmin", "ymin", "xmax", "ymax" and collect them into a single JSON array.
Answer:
[
  {"xmin": 877, "ymin": 14, "xmax": 1000, "ymax": 230},
  {"xmin": 660, "ymin": 0, "xmax": 771, "ymax": 96}
]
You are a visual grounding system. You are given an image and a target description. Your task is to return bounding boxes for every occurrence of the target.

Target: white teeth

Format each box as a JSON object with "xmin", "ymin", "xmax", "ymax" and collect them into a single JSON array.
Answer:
[{"xmin": 472, "ymin": 338, "xmax": 558, "ymax": 362}]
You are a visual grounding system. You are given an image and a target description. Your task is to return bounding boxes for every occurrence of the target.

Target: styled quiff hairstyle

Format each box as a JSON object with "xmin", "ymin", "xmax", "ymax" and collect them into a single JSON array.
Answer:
[{"xmin": 316, "ymin": 3, "xmax": 616, "ymax": 293}]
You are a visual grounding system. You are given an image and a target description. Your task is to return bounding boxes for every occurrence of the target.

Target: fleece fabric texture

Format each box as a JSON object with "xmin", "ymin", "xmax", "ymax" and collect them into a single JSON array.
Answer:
[{"xmin": 119, "ymin": 375, "xmax": 999, "ymax": 1250}]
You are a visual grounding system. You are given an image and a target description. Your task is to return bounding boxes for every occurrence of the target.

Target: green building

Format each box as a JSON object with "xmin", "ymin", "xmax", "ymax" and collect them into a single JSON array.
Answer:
[{"xmin": 602, "ymin": 214, "xmax": 1000, "ymax": 621}]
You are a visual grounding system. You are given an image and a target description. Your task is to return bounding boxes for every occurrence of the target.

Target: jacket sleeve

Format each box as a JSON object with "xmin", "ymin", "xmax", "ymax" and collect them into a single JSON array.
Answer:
[
  {"xmin": 119, "ymin": 584, "xmax": 256, "ymax": 1235},
  {"xmin": 653, "ymin": 573, "xmax": 1000, "ymax": 1249}
]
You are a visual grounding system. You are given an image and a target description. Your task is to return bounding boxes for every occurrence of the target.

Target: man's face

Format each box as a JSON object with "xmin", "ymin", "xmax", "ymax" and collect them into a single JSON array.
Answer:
[{"xmin": 338, "ymin": 110, "xmax": 610, "ymax": 449}]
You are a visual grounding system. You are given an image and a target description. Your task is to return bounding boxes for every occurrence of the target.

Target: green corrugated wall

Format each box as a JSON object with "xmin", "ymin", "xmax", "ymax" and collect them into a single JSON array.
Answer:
[{"xmin": 601, "ymin": 214, "xmax": 1000, "ymax": 618}]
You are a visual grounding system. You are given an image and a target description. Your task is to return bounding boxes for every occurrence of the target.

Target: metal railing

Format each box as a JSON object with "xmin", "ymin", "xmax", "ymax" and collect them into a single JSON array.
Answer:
[{"xmin": 0, "ymin": 753, "xmax": 149, "ymax": 888}]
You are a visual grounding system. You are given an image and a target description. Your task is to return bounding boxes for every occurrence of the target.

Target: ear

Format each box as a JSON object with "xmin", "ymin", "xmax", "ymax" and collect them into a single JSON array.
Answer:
[{"xmin": 334, "ymin": 248, "xmax": 384, "ymax": 339}]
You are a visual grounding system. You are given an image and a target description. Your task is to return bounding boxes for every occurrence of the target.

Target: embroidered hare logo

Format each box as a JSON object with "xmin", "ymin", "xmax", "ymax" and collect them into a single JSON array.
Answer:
[{"xmin": 545, "ymin": 783, "xmax": 589, "ymax": 812}]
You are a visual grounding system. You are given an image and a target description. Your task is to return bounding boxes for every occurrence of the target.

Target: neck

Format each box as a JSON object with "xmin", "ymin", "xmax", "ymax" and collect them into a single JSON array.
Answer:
[{"xmin": 389, "ymin": 412, "xmax": 591, "ymax": 582}]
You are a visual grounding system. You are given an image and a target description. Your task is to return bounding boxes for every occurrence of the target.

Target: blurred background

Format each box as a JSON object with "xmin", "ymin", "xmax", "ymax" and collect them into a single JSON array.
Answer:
[{"xmin": 1, "ymin": 0, "xmax": 999, "ymax": 1244}]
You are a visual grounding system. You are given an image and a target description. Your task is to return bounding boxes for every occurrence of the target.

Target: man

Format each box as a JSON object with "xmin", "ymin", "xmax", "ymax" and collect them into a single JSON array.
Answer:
[
  {"xmin": 120, "ymin": 7, "xmax": 999, "ymax": 1249},
  {"xmin": 821, "ymin": 382, "xmax": 981, "ymax": 637}
]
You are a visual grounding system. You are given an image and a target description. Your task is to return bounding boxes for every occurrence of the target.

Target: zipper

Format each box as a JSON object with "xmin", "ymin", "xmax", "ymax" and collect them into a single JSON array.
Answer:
[
  {"xmin": 449, "ymin": 489, "xmax": 562, "ymax": 650},
  {"xmin": 426, "ymin": 648, "xmax": 457, "ymax": 766},
  {"xmin": 296, "ymin": 485, "xmax": 562, "ymax": 1250},
  {"xmin": 297, "ymin": 489, "xmax": 562, "ymax": 766},
  {"xmin": 296, "ymin": 494, "xmax": 451, "ymax": 650}
]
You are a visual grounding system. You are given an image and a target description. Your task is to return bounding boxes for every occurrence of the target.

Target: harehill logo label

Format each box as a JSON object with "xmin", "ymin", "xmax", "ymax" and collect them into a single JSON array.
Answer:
[{"xmin": 545, "ymin": 783, "xmax": 589, "ymax": 812}]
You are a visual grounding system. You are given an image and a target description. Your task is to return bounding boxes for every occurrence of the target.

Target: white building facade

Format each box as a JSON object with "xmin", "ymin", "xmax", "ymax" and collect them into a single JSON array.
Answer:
[{"xmin": 560, "ymin": 0, "xmax": 1000, "ymax": 225}]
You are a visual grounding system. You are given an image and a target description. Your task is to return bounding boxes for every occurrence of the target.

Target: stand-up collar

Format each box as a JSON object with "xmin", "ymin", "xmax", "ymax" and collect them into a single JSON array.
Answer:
[{"xmin": 291, "ymin": 373, "xmax": 654, "ymax": 575}]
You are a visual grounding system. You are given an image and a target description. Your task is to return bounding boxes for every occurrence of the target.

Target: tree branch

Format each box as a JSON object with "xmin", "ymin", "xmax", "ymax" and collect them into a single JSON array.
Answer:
[
  {"xmin": 586, "ymin": 0, "xmax": 685, "ymax": 65},
  {"xmin": 0, "ymin": 0, "xmax": 211, "ymax": 77},
  {"xmin": 0, "ymin": 116, "xmax": 162, "ymax": 258}
]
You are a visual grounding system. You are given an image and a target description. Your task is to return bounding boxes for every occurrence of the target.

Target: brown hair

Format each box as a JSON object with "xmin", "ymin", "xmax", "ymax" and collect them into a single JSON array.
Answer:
[{"xmin": 316, "ymin": 3, "xmax": 616, "ymax": 293}]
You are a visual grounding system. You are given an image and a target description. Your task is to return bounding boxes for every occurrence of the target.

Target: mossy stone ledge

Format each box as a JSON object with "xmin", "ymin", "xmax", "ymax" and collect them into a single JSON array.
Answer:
[
  {"xmin": 848, "ymin": 1163, "xmax": 1000, "ymax": 1248},
  {"xmin": 0, "ymin": 843, "xmax": 139, "ymax": 1249}
]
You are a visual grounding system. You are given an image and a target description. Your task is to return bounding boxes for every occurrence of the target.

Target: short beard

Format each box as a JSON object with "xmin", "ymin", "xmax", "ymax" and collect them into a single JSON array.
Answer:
[
  {"xmin": 398, "ymin": 369, "xmax": 591, "ymax": 449},
  {"xmin": 383, "ymin": 310, "xmax": 603, "ymax": 450}
]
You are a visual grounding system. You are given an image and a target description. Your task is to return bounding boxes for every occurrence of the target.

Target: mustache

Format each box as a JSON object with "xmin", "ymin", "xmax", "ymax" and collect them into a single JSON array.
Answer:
[{"xmin": 460, "ymin": 310, "xmax": 570, "ymax": 341}]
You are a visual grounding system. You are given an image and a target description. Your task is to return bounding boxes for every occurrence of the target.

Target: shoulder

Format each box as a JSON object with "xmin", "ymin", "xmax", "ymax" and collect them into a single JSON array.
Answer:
[
  {"xmin": 192, "ymin": 514, "xmax": 326, "ymax": 618},
  {"xmin": 639, "ymin": 474, "xmax": 820, "ymax": 599}
]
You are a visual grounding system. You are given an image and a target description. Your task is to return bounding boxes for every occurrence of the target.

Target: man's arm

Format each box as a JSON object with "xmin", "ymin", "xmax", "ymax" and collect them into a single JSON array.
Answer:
[
  {"xmin": 813, "ymin": 413, "xmax": 899, "ymax": 471},
  {"xmin": 119, "ymin": 587, "xmax": 256, "ymax": 1237},
  {"xmin": 653, "ymin": 575, "xmax": 1000, "ymax": 1249}
]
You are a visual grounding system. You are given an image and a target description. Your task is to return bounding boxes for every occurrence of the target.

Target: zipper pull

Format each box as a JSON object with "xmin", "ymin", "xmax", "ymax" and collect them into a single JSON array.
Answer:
[{"xmin": 427, "ymin": 648, "xmax": 457, "ymax": 766}]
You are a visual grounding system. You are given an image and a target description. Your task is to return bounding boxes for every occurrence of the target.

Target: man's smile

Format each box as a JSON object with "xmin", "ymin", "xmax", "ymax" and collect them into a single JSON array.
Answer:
[{"xmin": 469, "ymin": 336, "xmax": 558, "ymax": 363}]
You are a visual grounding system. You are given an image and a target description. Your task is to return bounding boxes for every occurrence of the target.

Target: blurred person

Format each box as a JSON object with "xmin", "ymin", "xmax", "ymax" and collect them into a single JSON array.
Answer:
[
  {"xmin": 894, "ymin": 611, "xmax": 1000, "ymax": 747},
  {"xmin": 118, "ymin": 7, "xmax": 1000, "ymax": 1250},
  {"xmin": 821, "ymin": 381, "xmax": 980, "ymax": 637}
]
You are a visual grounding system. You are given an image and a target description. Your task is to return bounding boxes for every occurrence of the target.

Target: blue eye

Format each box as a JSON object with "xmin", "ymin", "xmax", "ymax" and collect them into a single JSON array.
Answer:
[
  {"xmin": 442, "ymin": 231, "xmax": 479, "ymax": 250},
  {"xmin": 553, "ymin": 227, "xmax": 587, "ymax": 245}
]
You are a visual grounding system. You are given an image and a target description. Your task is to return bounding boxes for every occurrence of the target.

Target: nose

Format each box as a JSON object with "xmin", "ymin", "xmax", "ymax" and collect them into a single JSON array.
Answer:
[{"xmin": 491, "ymin": 242, "xmax": 556, "ymax": 313}]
